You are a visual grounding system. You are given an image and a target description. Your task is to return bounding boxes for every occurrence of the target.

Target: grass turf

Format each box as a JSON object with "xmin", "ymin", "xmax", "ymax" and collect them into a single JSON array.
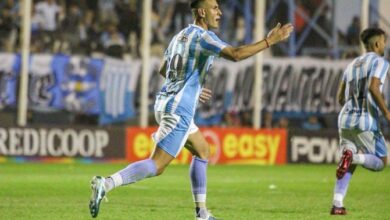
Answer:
[{"xmin": 0, "ymin": 163, "xmax": 389, "ymax": 220}]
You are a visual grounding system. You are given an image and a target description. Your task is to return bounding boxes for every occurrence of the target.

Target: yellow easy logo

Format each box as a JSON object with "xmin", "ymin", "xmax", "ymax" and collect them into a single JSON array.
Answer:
[{"xmin": 223, "ymin": 133, "xmax": 281, "ymax": 164}]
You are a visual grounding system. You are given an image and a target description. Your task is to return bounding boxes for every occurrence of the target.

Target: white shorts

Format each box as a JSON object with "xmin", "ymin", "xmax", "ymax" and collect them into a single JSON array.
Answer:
[
  {"xmin": 339, "ymin": 129, "xmax": 387, "ymax": 157},
  {"xmin": 152, "ymin": 111, "xmax": 198, "ymax": 157}
]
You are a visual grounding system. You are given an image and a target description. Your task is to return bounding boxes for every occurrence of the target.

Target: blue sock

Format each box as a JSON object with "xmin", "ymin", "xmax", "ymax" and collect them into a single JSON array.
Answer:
[
  {"xmin": 190, "ymin": 156, "xmax": 208, "ymax": 203},
  {"xmin": 107, "ymin": 159, "xmax": 157, "ymax": 191},
  {"xmin": 362, "ymin": 154, "xmax": 384, "ymax": 171},
  {"xmin": 333, "ymin": 172, "xmax": 352, "ymax": 207}
]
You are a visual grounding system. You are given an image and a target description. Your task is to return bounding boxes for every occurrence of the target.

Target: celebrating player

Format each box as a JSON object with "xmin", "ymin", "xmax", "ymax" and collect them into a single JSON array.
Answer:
[
  {"xmin": 89, "ymin": 0, "xmax": 293, "ymax": 219},
  {"xmin": 331, "ymin": 27, "xmax": 389, "ymax": 215}
]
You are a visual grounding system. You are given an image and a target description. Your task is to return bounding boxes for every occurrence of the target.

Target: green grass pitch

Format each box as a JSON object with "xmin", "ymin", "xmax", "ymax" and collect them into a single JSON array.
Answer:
[{"xmin": 1, "ymin": 163, "xmax": 390, "ymax": 220}]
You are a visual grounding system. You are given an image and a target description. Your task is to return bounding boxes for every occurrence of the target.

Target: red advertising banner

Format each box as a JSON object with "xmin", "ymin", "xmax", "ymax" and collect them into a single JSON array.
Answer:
[{"xmin": 126, "ymin": 127, "xmax": 287, "ymax": 165}]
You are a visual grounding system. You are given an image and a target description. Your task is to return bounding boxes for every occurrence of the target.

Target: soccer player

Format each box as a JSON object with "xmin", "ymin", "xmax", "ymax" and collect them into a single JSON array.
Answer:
[
  {"xmin": 89, "ymin": 0, "xmax": 293, "ymax": 219},
  {"xmin": 331, "ymin": 28, "xmax": 389, "ymax": 215}
]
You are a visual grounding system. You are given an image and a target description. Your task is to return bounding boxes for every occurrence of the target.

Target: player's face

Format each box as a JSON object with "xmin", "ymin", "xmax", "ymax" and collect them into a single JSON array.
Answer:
[
  {"xmin": 204, "ymin": 0, "xmax": 222, "ymax": 29},
  {"xmin": 378, "ymin": 35, "xmax": 386, "ymax": 56}
]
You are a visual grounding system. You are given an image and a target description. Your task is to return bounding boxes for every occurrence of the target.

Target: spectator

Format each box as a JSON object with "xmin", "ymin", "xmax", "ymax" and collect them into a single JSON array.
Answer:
[
  {"xmin": 35, "ymin": 0, "xmax": 62, "ymax": 32},
  {"xmin": 61, "ymin": 3, "xmax": 85, "ymax": 53},
  {"xmin": 223, "ymin": 110, "xmax": 241, "ymax": 127},
  {"xmin": 85, "ymin": 0, "xmax": 98, "ymax": 12},
  {"xmin": 34, "ymin": 0, "xmax": 63, "ymax": 51},
  {"xmin": 30, "ymin": 2, "xmax": 45, "ymax": 53},
  {"xmin": 115, "ymin": 0, "xmax": 141, "ymax": 57},
  {"xmin": 100, "ymin": 23, "xmax": 125, "ymax": 58},
  {"xmin": 0, "ymin": 0, "xmax": 19, "ymax": 52},
  {"xmin": 240, "ymin": 110, "xmax": 252, "ymax": 127},
  {"xmin": 98, "ymin": 0, "xmax": 118, "ymax": 24},
  {"xmin": 83, "ymin": 10, "xmax": 102, "ymax": 54},
  {"xmin": 234, "ymin": 16, "xmax": 246, "ymax": 45},
  {"xmin": 169, "ymin": 0, "xmax": 190, "ymax": 33},
  {"xmin": 221, "ymin": 112, "xmax": 234, "ymax": 127},
  {"xmin": 294, "ymin": 0, "xmax": 309, "ymax": 34},
  {"xmin": 262, "ymin": 111, "xmax": 273, "ymax": 128},
  {"xmin": 0, "ymin": 7, "xmax": 13, "ymax": 51},
  {"xmin": 275, "ymin": 116, "xmax": 289, "ymax": 129},
  {"xmin": 302, "ymin": 115, "xmax": 322, "ymax": 130},
  {"xmin": 155, "ymin": 0, "xmax": 175, "ymax": 43},
  {"xmin": 299, "ymin": 0, "xmax": 331, "ymax": 54},
  {"xmin": 31, "ymin": 5, "xmax": 44, "ymax": 35},
  {"xmin": 30, "ymin": 37, "xmax": 44, "ymax": 53},
  {"xmin": 149, "ymin": 1, "xmax": 167, "ymax": 57},
  {"xmin": 1, "ymin": 0, "xmax": 19, "ymax": 16},
  {"xmin": 346, "ymin": 16, "xmax": 360, "ymax": 45}
]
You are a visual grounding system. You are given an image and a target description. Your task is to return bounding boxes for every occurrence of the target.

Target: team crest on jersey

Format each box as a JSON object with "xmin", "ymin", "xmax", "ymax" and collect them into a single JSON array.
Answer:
[{"xmin": 178, "ymin": 35, "xmax": 188, "ymax": 42}]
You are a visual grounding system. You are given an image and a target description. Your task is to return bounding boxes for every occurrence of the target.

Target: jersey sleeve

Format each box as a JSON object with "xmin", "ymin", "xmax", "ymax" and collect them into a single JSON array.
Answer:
[
  {"xmin": 341, "ymin": 62, "xmax": 353, "ymax": 82},
  {"xmin": 163, "ymin": 43, "xmax": 172, "ymax": 60},
  {"xmin": 164, "ymin": 35, "xmax": 177, "ymax": 60},
  {"xmin": 199, "ymin": 31, "xmax": 229, "ymax": 57},
  {"xmin": 371, "ymin": 57, "xmax": 389, "ymax": 83},
  {"xmin": 341, "ymin": 69, "xmax": 347, "ymax": 82},
  {"xmin": 163, "ymin": 47, "xmax": 170, "ymax": 60}
]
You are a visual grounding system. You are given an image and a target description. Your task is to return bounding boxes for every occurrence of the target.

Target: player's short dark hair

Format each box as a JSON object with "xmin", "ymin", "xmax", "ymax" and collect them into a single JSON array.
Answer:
[
  {"xmin": 190, "ymin": 0, "xmax": 206, "ymax": 9},
  {"xmin": 360, "ymin": 28, "xmax": 386, "ymax": 45}
]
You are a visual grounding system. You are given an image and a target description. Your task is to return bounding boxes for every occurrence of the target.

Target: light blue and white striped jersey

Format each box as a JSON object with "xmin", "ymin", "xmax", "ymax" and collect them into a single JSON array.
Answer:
[
  {"xmin": 154, "ymin": 24, "xmax": 228, "ymax": 117},
  {"xmin": 338, "ymin": 52, "xmax": 390, "ymax": 131}
]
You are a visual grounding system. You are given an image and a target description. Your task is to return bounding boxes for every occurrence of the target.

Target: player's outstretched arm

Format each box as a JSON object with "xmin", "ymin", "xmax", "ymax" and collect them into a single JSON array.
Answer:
[
  {"xmin": 220, "ymin": 23, "xmax": 294, "ymax": 62},
  {"xmin": 369, "ymin": 77, "xmax": 390, "ymax": 122}
]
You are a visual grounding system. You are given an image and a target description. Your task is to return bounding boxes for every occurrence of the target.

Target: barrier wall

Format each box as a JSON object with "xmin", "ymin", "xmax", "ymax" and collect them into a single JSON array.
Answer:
[{"xmin": 1, "ymin": 125, "xmax": 389, "ymax": 164}]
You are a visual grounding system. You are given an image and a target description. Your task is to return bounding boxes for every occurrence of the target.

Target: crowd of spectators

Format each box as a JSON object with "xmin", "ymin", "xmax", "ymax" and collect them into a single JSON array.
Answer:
[
  {"xmin": 0, "ymin": 0, "xmax": 259, "ymax": 58},
  {"xmin": 0, "ymin": 0, "xmax": 365, "ymax": 59}
]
